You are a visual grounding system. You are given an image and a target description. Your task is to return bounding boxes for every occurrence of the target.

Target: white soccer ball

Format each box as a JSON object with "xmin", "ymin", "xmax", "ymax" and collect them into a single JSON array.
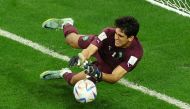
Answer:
[{"xmin": 73, "ymin": 79, "xmax": 97, "ymax": 103}]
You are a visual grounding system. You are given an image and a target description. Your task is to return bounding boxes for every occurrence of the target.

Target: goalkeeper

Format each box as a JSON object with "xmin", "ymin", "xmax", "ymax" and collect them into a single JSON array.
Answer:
[{"xmin": 40, "ymin": 16, "xmax": 143, "ymax": 85}]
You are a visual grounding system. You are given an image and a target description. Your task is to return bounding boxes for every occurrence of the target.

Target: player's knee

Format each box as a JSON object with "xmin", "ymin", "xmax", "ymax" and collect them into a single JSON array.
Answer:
[
  {"xmin": 66, "ymin": 40, "xmax": 78, "ymax": 48},
  {"xmin": 65, "ymin": 34, "xmax": 80, "ymax": 48},
  {"xmin": 68, "ymin": 42, "xmax": 79, "ymax": 48}
]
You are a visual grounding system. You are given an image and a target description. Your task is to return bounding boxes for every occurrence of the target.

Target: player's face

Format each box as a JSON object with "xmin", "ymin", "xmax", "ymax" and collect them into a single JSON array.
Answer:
[{"xmin": 114, "ymin": 28, "xmax": 133, "ymax": 48}]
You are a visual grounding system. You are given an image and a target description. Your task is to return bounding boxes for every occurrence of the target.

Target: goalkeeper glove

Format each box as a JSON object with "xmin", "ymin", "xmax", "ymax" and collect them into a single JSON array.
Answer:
[
  {"xmin": 69, "ymin": 53, "xmax": 86, "ymax": 67},
  {"xmin": 84, "ymin": 63, "xmax": 102, "ymax": 83}
]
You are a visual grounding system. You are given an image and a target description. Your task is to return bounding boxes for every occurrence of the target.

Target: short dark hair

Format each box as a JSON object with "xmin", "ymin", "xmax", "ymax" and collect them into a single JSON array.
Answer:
[{"xmin": 115, "ymin": 16, "xmax": 139, "ymax": 37}]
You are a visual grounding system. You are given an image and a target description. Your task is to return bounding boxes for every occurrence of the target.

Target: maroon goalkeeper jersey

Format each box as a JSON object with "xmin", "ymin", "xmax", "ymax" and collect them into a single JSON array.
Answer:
[{"xmin": 90, "ymin": 28, "xmax": 143, "ymax": 73}]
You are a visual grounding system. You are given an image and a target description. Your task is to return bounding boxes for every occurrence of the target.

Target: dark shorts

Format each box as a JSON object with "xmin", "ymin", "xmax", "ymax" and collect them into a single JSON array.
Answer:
[{"xmin": 78, "ymin": 35, "xmax": 113, "ymax": 74}]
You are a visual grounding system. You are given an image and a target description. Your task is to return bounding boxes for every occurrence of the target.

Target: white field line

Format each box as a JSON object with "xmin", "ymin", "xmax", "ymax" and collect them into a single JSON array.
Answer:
[
  {"xmin": 146, "ymin": 0, "xmax": 190, "ymax": 18},
  {"xmin": 1, "ymin": 28, "xmax": 190, "ymax": 109},
  {"xmin": 0, "ymin": 29, "xmax": 70, "ymax": 62}
]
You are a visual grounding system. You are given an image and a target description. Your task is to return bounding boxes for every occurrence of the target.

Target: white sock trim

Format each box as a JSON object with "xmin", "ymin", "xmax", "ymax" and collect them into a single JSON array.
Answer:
[
  {"xmin": 59, "ymin": 71, "xmax": 66, "ymax": 77},
  {"xmin": 59, "ymin": 68, "xmax": 72, "ymax": 77}
]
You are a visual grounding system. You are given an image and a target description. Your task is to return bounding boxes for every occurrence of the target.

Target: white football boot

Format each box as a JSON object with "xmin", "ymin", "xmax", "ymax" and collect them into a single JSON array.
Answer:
[
  {"xmin": 42, "ymin": 18, "xmax": 74, "ymax": 29},
  {"xmin": 40, "ymin": 68, "xmax": 72, "ymax": 80}
]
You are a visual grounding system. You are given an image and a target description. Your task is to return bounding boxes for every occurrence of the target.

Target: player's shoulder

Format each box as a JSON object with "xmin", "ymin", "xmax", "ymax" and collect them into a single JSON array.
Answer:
[
  {"xmin": 100, "ymin": 27, "xmax": 115, "ymax": 40},
  {"xmin": 102, "ymin": 27, "xmax": 116, "ymax": 34},
  {"xmin": 126, "ymin": 36, "xmax": 143, "ymax": 58}
]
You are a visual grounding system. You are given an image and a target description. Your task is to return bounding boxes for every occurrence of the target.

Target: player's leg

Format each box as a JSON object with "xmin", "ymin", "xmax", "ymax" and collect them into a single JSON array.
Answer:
[
  {"xmin": 42, "ymin": 18, "xmax": 95, "ymax": 49},
  {"xmin": 63, "ymin": 24, "xmax": 80, "ymax": 48},
  {"xmin": 42, "ymin": 18, "xmax": 80, "ymax": 48},
  {"xmin": 69, "ymin": 71, "xmax": 87, "ymax": 85},
  {"xmin": 40, "ymin": 68, "xmax": 87, "ymax": 85},
  {"xmin": 63, "ymin": 24, "xmax": 96, "ymax": 49},
  {"xmin": 61, "ymin": 24, "xmax": 96, "ymax": 49}
]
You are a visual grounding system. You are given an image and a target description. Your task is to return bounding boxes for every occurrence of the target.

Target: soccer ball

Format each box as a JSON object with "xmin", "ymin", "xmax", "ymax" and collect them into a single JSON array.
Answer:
[{"xmin": 73, "ymin": 79, "xmax": 97, "ymax": 103}]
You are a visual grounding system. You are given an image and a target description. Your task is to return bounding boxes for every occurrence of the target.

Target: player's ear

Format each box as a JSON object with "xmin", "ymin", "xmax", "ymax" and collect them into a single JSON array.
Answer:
[{"xmin": 128, "ymin": 35, "xmax": 134, "ymax": 41}]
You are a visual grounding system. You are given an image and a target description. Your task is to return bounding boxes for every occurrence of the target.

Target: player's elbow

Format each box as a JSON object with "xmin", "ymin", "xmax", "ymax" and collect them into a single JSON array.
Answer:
[
  {"xmin": 109, "ymin": 76, "xmax": 120, "ymax": 84},
  {"xmin": 109, "ymin": 81, "xmax": 117, "ymax": 84}
]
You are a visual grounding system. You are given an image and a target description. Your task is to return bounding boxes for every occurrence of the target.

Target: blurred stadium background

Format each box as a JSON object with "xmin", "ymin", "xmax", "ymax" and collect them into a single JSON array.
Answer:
[{"xmin": 0, "ymin": 0, "xmax": 190, "ymax": 109}]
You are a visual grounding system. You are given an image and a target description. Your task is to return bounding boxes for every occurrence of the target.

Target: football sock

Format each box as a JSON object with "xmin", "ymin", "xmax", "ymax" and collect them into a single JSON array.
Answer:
[
  {"xmin": 63, "ymin": 72, "xmax": 76, "ymax": 85},
  {"xmin": 63, "ymin": 24, "xmax": 78, "ymax": 37}
]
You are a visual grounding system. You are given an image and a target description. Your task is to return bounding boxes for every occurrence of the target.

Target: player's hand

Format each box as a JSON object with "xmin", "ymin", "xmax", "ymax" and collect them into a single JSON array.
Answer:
[
  {"xmin": 84, "ymin": 63, "xmax": 102, "ymax": 82},
  {"xmin": 68, "ymin": 56, "xmax": 80, "ymax": 67},
  {"xmin": 69, "ymin": 53, "xmax": 86, "ymax": 67}
]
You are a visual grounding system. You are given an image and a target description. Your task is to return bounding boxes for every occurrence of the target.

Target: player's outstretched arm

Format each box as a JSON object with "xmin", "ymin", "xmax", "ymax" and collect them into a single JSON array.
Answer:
[
  {"xmin": 83, "ymin": 64, "xmax": 127, "ymax": 84},
  {"xmin": 81, "ymin": 44, "xmax": 98, "ymax": 61},
  {"xmin": 69, "ymin": 44, "xmax": 98, "ymax": 67},
  {"xmin": 102, "ymin": 66, "xmax": 127, "ymax": 84}
]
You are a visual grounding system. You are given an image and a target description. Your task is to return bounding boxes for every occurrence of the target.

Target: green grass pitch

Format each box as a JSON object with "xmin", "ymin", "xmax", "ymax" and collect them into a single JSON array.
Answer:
[{"xmin": 0, "ymin": 0, "xmax": 190, "ymax": 109}]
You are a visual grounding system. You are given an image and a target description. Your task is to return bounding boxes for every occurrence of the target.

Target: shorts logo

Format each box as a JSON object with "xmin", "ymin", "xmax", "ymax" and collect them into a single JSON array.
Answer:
[{"xmin": 82, "ymin": 36, "xmax": 89, "ymax": 41}]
